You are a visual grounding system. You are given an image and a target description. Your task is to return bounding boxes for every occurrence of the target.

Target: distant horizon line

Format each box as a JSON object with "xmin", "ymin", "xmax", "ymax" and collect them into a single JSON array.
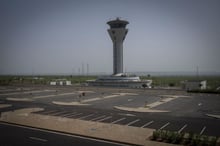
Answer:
[{"xmin": 1, "ymin": 71, "xmax": 220, "ymax": 76}]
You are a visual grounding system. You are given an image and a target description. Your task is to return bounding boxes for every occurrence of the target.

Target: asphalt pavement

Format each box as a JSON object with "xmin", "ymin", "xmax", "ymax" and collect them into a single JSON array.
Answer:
[
  {"xmin": 0, "ymin": 85, "xmax": 220, "ymax": 139},
  {"xmin": 0, "ymin": 122, "xmax": 131, "ymax": 146}
]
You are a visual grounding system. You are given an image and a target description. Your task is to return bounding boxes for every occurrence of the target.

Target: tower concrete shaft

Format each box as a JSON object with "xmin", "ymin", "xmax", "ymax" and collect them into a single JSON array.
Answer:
[{"xmin": 107, "ymin": 18, "xmax": 129, "ymax": 75}]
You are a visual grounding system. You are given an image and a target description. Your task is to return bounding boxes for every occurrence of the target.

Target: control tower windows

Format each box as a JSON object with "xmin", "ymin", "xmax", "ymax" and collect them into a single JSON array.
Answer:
[{"xmin": 110, "ymin": 23, "xmax": 126, "ymax": 28}]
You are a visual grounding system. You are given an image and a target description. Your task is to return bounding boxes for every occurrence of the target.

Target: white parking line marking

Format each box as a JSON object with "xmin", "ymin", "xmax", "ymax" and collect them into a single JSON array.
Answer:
[
  {"xmin": 49, "ymin": 111, "xmax": 67, "ymax": 116},
  {"xmin": 79, "ymin": 114, "xmax": 94, "ymax": 119},
  {"xmin": 90, "ymin": 115, "xmax": 106, "ymax": 121},
  {"xmin": 200, "ymin": 126, "xmax": 206, "ymax": 135},
  {"xmin": 141, "ymin": 121, "xmax": 154, "ymax": 128},
  {"xmin": 178, "ymin": 124, "xmax": 187, "ymax": 133},
  {"xmin": 65, "ymin": 113, "xmax": 83, "ymax": 118},
  {"xmin": 29, "ymin": 137, "xmax": 48, "ymax": 142},
  {"xmin": 126, "ymin": 119, "xmax": 140, "ymax": 126},
  {"xmin": 159, "ymin": 122, "xmax": 170, "ymax": 130},
  {"xmin": 41, "ymin": 110, "xmax": 58, "ymax": 114},
  {"xmin": 62, "ymin": 112, "xmax": 77, "ymax": 117},
  {"xmin": 111, "ymin": 118, "xmax": 126, "ymax": 124},
  {"xmin": 118, "ymin": 113, "xmax": 136, "ymax": 117},
  {"xmin": 96, "ymin": 116, "xmax": 112, "ymax": 122}
]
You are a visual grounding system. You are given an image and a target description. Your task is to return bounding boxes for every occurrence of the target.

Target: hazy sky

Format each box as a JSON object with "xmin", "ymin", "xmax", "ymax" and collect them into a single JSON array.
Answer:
[{"xmin": 1, "ymin": 0, "xmax": 220, "ymax": 75}]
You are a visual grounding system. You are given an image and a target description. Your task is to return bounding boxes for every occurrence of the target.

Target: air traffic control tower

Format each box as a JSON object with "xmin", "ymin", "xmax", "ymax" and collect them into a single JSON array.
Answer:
[
  {"xmin": 87, "ymin": 18, "xmax": 152, "ymax": 88},
  {"xmin": 107, "ymin": 18, "xmax": 129, "ymax": 75}
]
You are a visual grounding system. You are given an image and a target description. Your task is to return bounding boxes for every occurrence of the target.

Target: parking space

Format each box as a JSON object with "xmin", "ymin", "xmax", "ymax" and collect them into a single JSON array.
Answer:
[
  {"xmin": 1, "ymin": 85, "xmax": 220, "ymax": 137},
  {"xmin": 89, "ymin": 94, "xmax": 162, "ymax": 109},
  {"xmin": 182, "ymin": 124, "xmax": 206, "ymax": 134},
  {"xmin": 163, "ymin": 123, "xmax": 187, "ymax": 132},
  {"xmin": 33, "ymin": 108, "xmax": 220, "ymax": 136}
]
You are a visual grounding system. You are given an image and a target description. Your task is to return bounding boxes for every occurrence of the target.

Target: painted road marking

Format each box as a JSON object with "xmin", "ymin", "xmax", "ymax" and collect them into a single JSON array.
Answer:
[
  {"xmin": 159, "ymin": 122, "xmax": 170, "ymax": 130},
  {"xmin": 62, "ymin": 112, "xmax": 77, "ymax": 117},
  {"xmin": 97, "ymin": 116, "xmax": 112, "ymax": 122},
  {"xmin": 111, "ymin": 118, "xmax": 126, "ymax": 124},
  {"xmin": 90, "ymin": 115, "xmax": 106, "ymax": 121},
  {"xmin": 79, "ymin": 114, "xmax": 94, "ymax": 119},
  {"xmin": 65, "ymin": 113, "xmax": 83, "ymax": 118},
  {"xmin": 126, "ymin": 119, "xmax": 140, "ymax": 126},
  {"xmin": 49, "ymin": 111, "xmax": 67, "ymax": 116},
  {"xmin": 200, "ymin": 126, "xmax": 206, "ymax": 135},
  {"xmin": 29, "ymin": 137, "xmax": 48, "ymax": 142},
  {"xmin": 178, "ymin": 124, "xmax": 187, "ymax": 133},
  {"xmin": 118, "ymin": 113, "xmax": 136, "ymax": 117},
  {"xmin": 141, "ymin": 121, "xmax": 154, "ymax": 128},
  {"xmin": 42, "ymin": 110, "xmax": 59, "ymax": 115}
]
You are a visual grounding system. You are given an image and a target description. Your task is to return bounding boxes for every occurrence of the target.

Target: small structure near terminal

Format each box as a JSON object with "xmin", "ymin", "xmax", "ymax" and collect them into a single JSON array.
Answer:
[
  {"xmin": 50, "ymin": 79, "xmax": 72, "ymax": 86},
  {"xmin": 182, "ymin": 80, "xmax": 207, "ymax": 91},
  {"xmin": 88, "ymin": 73, "xmax": 152, "ymax": 88}
]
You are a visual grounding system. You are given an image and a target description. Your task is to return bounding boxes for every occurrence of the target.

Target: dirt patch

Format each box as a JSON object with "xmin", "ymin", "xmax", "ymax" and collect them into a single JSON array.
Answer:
[
  {"xmin": 52, "ymin": 101, "xmax": 90, "ymax": 106},
  {"xmin": 206, "ymin": 114, "xmax": 220, "ymax": 119},
  {"xmin": 0, "ymin": 104, "xmax": 12, "ymax": 108},
  {"xmin": 6, "ymin": 97, "xmax": 34, "ymax": 102},
  {"xmin": 114, "ymin": 106, "xmax": 169, "ymax": 113}
]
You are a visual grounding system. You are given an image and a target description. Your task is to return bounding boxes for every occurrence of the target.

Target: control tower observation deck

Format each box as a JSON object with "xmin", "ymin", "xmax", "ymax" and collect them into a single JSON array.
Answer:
[{"xmin": 107, "ymin": 18, "xmax": 129, "ymax": 75}]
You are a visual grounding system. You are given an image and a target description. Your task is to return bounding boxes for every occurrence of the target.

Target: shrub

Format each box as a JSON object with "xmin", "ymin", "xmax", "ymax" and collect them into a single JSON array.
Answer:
[
  {"xmin": 171, "ymin": 132, "xmax": 183, "ymax": 144},
  {"xmin": 209, "ymin": 136, "xmax": 217, "ymax": 146},
  {"xmin": 160, "ymin": 130, "xmax": 167, "ymax": 140},
  {"xmin": 200, "ymin": 135, "xmax": 209, "ymax": 146},
  {"xmin": 151, "ymin": 130, "xmax": 159, "ymax": 140},
  {"xmin": 190, "ymin": 134, "xmax": 201, "ymax": 146},
  {"xmin": 169, "ymin": 83, "xmax": 175, "ymax": 87},
  {"xmin": 166, "ymin": 131, "xmax": 174, "ymax": 143},
  {"xmin": 149, "ymin": 130, "xmax": 219, "ymax": 146}
]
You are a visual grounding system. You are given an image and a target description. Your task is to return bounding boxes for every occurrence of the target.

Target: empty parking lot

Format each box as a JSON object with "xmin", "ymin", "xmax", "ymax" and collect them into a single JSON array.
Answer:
[{"xmin": 0, "ymin": 85, "xmax": 220, "ymax": 136}]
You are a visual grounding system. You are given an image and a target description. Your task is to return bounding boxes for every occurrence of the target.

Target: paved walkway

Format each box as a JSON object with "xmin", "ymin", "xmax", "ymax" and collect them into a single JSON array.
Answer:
[{"xmin": 0, "ymin": 108, "xmax": 179, "ymax": 146}]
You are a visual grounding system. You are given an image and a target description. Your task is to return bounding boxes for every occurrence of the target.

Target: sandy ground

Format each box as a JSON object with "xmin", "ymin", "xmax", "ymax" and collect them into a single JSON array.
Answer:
[
  {"xmin": 206, "ymin": 114, "xmax": 220, "ymax": 119},
  {"xmin": 0, "ymin": 104, "xmax": 12, "ymax": 108},
  {"xmin": 0, "ymin": 108, "xmax": 178, "ymax": 146},
  {"xmin": 0, "ymin": 89, "xmax": 55, "ymax": 96},
  {"xmin": 6, "ymin": 97, "xmax": 34, "ymax": 102},
  {"xmin": 115, "ymin": 95, "xmax": 191, "ymax": 113},
  {"xmin": 114, "ymin": 106, "xmax": 169, "ymax": 113},
  {"xmin": 77, "ymin": 91, "xmax": 95, "ymax": 93},
  {"xmin": 52, "ymin": 93, "xmax": 137, "ymax": 106},
  {"xmin": 52, "ymin": 101, "xmax": 90, "ymax": 106},
  {"xmin": 5, "ymin": 90, "xmax": 95, "ymax": 102}
]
